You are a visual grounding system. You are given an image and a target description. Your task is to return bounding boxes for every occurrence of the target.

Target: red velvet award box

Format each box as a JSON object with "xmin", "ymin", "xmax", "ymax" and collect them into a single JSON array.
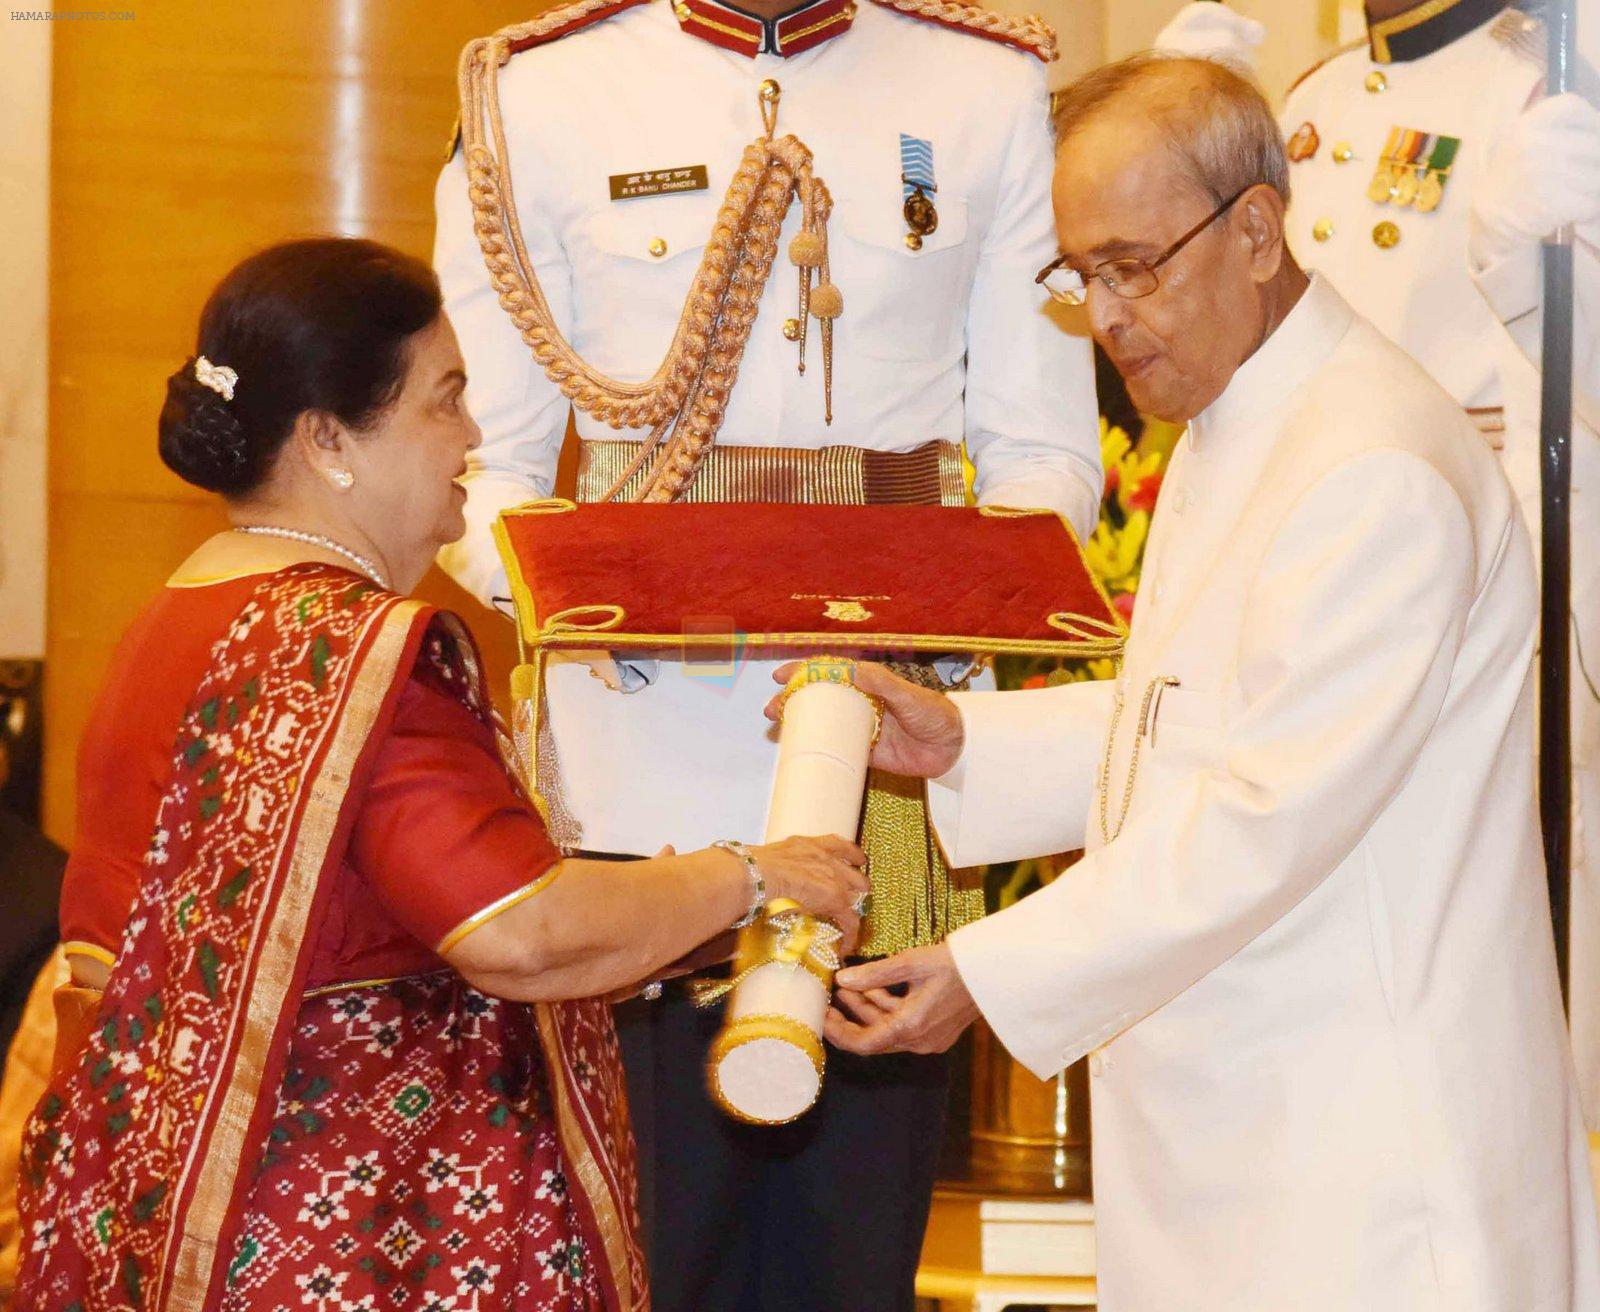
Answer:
[{"xmin": 492, "ymin": 499, "xmax": 1124, "ymax": 662}]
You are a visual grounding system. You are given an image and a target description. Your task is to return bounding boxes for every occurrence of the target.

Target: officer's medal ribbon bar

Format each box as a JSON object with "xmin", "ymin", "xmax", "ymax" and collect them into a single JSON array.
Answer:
[{"xmin": 1368, "ymin": 125, "xmax": 1460, "ymax": 214}]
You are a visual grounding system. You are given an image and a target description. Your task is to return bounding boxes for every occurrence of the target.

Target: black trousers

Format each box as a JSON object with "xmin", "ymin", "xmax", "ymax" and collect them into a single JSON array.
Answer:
[{"xmin": 617, "ymin": 985, "xmax": 951, "ymax": 1312}]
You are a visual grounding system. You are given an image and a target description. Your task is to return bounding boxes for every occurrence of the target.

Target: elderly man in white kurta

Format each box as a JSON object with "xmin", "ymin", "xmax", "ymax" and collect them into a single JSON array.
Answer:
[
  {"xmin": 810, "ymin": 56, "xmax": 1600, "ymax": 1311},
  {"xmin": 1157, "ymin": 0, "xmax": 1600, "ymax": 1131}
]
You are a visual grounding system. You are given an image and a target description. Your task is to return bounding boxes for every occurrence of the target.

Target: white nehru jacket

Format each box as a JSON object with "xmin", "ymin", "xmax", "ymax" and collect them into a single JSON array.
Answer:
[{"xmin": 931, "ymin": 277, "xmax": 1600, "ymax": 1311}]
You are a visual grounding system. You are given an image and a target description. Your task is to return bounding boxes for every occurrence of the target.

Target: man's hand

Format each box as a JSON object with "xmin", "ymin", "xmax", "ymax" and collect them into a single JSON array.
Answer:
[
  {"xmin": 1153, "ymin": 2, "xmax": 1265, "ymax": 71},
  {"xmin": 825, "ymin": 944, "xmax": 981, "ymax": 1056},
  {"xmin": 765, "ymin": 661, "xmax": 965, "ymax": 779},
  {"xmin": 1470, "ymin": 93, "xmax": 1600, "ymax": 268}
]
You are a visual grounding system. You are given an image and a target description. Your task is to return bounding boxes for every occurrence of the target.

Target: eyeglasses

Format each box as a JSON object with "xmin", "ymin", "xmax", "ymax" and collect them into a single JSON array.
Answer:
[{"xmin": 1035, "ymin": 186, "xmax": 1252, "ymax": 306}]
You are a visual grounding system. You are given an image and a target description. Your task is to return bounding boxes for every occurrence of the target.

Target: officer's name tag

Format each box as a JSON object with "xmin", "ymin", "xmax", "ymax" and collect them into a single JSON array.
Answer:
[{"xmin": 609, "ymin": 165, "xmax": 710, "ymax": 201}]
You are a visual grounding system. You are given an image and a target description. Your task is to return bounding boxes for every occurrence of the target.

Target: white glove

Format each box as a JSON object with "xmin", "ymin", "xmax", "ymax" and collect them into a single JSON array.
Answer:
[
  {"xmin": 1152, "ymin": 2, "xmax": 1265, "ymax": 70},
  {"xmin": 1469, "ymin": 92, "xmax": 1600, "ymax": 270}
]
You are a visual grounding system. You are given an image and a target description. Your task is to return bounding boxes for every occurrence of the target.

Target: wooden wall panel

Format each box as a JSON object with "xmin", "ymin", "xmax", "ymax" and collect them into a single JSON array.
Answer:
[{"xmin": 44, "ymin": 1, "xmax": 545, "ymax": 844}]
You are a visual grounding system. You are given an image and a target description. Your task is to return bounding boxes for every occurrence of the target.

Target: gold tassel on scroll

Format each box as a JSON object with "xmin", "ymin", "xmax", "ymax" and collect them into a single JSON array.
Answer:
[{"xmin": 858, "ymin": 661, "xmax": 985, "ymax": 957}]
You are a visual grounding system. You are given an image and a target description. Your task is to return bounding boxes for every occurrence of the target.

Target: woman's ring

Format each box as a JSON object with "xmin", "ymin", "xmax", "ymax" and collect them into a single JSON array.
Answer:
[{"xmin": 851, "ymin": 891, "xmax": 871, "ymax": 918}]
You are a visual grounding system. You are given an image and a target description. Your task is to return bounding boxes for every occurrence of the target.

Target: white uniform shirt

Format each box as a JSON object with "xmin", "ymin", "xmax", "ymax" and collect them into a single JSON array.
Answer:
[
  {"xmin": 1284, "ymin": 13, "xmax": 1537, "ymax": 409},
  {"xmin": 1284, "ymin": 7, "xmax": 1600, "ymax": 1127},
  {"xmin": 433, "ymin": 0, "xmax": 1101, "ymax": 853},
  {"xmin": 930, "ymin": 277, "xmax": 1600, "ymax": 1310},
  {"xmin": 1283, "ymin": 10, "xmax": 1600, "ymax": 488}
]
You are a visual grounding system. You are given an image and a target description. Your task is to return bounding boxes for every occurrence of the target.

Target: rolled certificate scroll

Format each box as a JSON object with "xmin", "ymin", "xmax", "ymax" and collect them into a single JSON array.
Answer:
[{"xmin": 706, "ymin": 657, "xmax": 881, "ymax": 1124}]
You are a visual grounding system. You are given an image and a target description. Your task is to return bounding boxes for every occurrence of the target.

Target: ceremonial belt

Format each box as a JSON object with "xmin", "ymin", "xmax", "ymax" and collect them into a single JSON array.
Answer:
[
  {"xmin": 574, "ymin": 435, "xmax": 984, "ymax": 956},
  {"xmin": 575, "ymin": 437, "xmax": 966, "ymax": 507}
]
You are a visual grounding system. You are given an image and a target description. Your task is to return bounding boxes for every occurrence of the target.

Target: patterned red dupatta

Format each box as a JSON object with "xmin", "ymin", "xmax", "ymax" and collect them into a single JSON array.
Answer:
[{"xmin": 15, "ymin": 565, "xmax": 643, "ymax": 1311}]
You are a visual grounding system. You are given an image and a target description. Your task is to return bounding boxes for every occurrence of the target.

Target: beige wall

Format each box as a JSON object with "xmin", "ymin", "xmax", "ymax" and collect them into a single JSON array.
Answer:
[
  {"xmin": 0, "ymin": 17, "xmax": 50, "ymax": 659},
  {"xmin": 1103, "ymin": 0, "xmax": 1346, "ymax": 105},
  {"xmin": 41, "ymin": 1, "xmax": 533, "ymax": 844},
  {"xmin": 989, "ymin": 0, "xmax": 1107, "ymax": 84}
]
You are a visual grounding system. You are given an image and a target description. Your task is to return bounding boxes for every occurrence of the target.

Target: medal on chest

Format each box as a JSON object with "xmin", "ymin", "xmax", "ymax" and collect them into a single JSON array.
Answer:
[
  {"xmin": 1367, "ymin": 126, "xmax": 1460, "ymax": 214},
  {"xmin": 1286, "ymin": 121, "xmax": 1320, "ymax": 163},
  {"xmin": 899, "ymin": 133, "xmax": 938, "ymax": 252}
]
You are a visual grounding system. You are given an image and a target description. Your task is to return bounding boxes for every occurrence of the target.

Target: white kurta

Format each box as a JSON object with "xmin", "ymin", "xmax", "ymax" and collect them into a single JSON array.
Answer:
[
  {"xmin": 1284, "ymin": 9, "xmax": 1600, "ymax": 1122},
  {"xmin": 929, "ymin": 277, "xmax": 1600, "ymax": 1311},
  {"xmin": 432, "ymin": 0, "xmax": 1101, "ymax": 854}
]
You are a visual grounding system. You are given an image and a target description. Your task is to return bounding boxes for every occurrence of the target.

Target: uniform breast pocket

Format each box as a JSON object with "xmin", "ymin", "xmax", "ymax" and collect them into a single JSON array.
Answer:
[
  {"xmin": 830, "ymin": 193, "xmax": 974, "ymax": 362},
  {"xmin": 576, "ymin": 200, "xmax": 715, "ymax": 348}
]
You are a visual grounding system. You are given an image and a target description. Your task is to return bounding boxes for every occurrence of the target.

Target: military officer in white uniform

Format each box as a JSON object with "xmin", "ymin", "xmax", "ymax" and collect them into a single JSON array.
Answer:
[
  {"xmin": 434, "ymin": 1, "xmax": 1102, "ymax": 1307},
  {"xmin": 1158, "ymin": 0, "xmax": 1600, "ymax": 1126}
]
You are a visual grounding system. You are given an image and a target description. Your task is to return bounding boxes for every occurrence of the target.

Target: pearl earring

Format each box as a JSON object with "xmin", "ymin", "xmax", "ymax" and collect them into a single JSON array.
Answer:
[{"xmin": 330, "ymin": 469, "xmax": 354, "ymax": 491}]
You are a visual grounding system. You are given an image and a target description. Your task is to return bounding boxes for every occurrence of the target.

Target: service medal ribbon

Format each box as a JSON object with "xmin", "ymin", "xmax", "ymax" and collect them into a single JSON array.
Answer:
[{"xmin": 899, "ymin": 133, "xmax": 939, "ymax": 240}]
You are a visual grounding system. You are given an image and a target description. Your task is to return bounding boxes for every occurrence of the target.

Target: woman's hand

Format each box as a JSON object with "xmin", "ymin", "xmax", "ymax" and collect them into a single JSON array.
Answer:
[
  {"xmin": 748, "ymin": 835, "xmax": 870, "ymax": 951},
  {"xmin": 765, "ymin": 661, "xmax": 965, "ymax": 779}
]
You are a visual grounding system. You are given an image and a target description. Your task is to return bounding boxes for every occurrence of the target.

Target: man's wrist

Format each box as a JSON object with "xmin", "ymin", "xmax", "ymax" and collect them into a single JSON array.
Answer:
[{"xmin": 934, "ymin": 705, "xmax": 968, "ymax": 788}]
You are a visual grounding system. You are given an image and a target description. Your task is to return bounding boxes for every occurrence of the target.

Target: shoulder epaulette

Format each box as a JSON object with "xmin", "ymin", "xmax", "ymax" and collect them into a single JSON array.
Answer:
[
  {"xmin": 446, "ymin": 0, "xmax": 648, "ymax": 160},
  {"xmin": 1490, "ymin": 7, "xmax": 1543, "ymax": 66},
  {"xmin": 1285, "ymin": 38, "xmax": 1366, "ymax": 100},
  {"xmin": 868, "ymin": 0, "xmax": 1057, "ymax": 62},
  {"xmin": 1489, "ymin": 9, "xmax": 1600, "ymax": 100},
  {"xmin": 495, "ymin": 0, "xmax": 650, "ymax": 57}
]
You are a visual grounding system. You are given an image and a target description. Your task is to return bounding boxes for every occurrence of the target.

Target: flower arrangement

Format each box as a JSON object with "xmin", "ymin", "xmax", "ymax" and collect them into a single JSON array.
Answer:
[
  {"xmin": 1004, "ymin": 417, "xmax": 1176, "ymax": 693},
  {"xmin": 985, "ymin": 416, "xmax": 1177, "ymax": 906}
]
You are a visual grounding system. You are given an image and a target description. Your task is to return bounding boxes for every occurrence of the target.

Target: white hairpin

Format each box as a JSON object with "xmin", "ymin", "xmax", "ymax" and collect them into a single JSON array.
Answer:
[{"xmin": 194, "ymin": 355, "xmax": 238, "ymax": 402}]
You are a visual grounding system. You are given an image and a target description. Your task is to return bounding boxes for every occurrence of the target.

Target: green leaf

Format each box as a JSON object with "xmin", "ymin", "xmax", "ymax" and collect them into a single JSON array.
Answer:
[
  {"xmin": 197, "ymin": 940, "xmax": 222, "ymax": 1000},
  {"xmin": 309, "ymin": 633, "xmax": 332, "ymax": 690},
  {"xmin": 132, "ymin": 1182, "xmax": 168, "ymax": 1223},
  {"xmin": 122, "ymin": 1253, "xmax": 143, "ymax": 1305},
  {"xmin": 217, "ymin": 867, "xmax": 251, "ymax": 908},
  {"xmin": 227, "ymin": 1234, "xmax": 259, "ymax": 1285}
]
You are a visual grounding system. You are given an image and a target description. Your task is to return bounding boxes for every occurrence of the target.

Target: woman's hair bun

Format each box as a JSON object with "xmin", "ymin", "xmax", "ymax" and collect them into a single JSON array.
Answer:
[
  {"xmin": 158, "ymin": 360, "xmax": 256, "ymax": 495},
  {"xmin": 157, "ymin": 238, "xmax": 442, "ymax": 500}
]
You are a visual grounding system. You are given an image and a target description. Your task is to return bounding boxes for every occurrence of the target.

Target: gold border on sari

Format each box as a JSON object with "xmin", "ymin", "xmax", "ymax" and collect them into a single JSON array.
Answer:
[{"xmin": 532, "ymin": 1004, "xmax": 637, "ymax": 1311}]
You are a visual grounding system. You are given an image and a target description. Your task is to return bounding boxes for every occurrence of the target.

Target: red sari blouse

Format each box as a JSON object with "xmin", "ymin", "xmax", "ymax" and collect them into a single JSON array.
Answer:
[{"xmin": 61, "ymin": 572, "xmax": 561, "ymax": 983}]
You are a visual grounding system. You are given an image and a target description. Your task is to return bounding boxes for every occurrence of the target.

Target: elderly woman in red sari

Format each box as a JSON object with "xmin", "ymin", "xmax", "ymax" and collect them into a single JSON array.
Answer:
[{"xmin": 13, "ymin": 238, "xmax": 867, "ymax": 1312}]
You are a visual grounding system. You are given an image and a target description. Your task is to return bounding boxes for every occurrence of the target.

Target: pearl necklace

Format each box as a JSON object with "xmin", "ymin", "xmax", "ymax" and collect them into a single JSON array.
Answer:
[{"xmin": 232, "ymin": 525, "xmax": 390, "ymax": 591}]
